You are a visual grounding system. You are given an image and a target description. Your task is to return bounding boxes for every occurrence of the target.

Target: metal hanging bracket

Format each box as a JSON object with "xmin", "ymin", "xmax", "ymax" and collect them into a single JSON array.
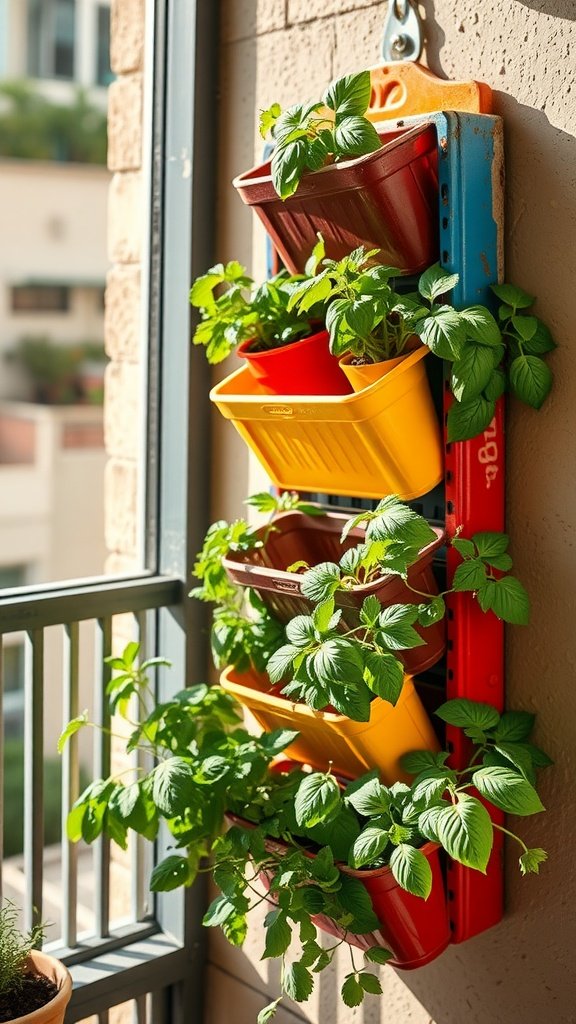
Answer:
[{"xmin": 381, "ymin": 0, "xmax": 423, "ymax": 62}]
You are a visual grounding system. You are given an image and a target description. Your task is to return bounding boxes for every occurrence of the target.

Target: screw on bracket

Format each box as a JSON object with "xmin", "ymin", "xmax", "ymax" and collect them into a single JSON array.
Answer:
[{"xmin": 381, "ymin": 0, "xmax": 423, "ymax": 63}]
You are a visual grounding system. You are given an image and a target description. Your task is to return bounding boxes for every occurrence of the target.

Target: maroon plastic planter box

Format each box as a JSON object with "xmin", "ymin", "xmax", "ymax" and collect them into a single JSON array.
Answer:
[
  {"xmin": 232, "ymin": 122, "xmax": 438, "ymax": 275},
  {"xmin": 223, "ymin": 510, "xmax": 446, "ymax": 676}
]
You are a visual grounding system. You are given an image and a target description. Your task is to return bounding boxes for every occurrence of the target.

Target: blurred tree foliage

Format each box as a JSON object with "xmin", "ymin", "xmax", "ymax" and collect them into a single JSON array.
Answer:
[{"xmin": 0, "ymin": 80, "xmax": 107, "ymax": 164}]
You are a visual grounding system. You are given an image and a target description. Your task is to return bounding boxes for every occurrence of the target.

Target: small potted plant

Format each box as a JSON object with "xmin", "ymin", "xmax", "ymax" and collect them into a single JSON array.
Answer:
[
  {"xmin": 190, "ymin": 492, "xmax": 441, "ymax": 781},
  {"xmin": 0, "ymin": 902, "xmax": 72, "ymax": 1023},
  {"xmin": 285, "ymin": 241, "xmax": 426, "ymax": 391},
  {"xmin": 189, "ymin": 255, "xmax": 350, "ymax": 396},
  {"xmin": 61, "ymin": 651, "xmax": 550, "ymax": 1017},
  {"xmin": 234, "ymin": 70, "xmax": 438, "ymax": 276}
]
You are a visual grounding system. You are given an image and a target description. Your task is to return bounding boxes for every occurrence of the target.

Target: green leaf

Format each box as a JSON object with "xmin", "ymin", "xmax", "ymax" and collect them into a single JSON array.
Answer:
[
  {"xmin": 358, "ymin": 972, "xmax": 383, "ymax": 995},
  {"xmin": 149, "ymin": 758, "xmax": 195, "ymax": 816},
  {"xmin": 460, "ymin": 306, "xmax": 501, "ymax": 345},
  {"xmin": 323, "ymin": 70, "xmax": 372, "ymax": 117},
  {"xmin": 366, "ymin": 495, "xmax": 436, "ymax": 549},
  {"xmin": 345, "ymin": 775, "xmax": 391, "ymax": 816},
  {"xmin": 493, "ymin": 710, "xmax": 535, "ymax": 742},
  {"xmin": 451, "ymin": 344, "xmax": 496, "ymax": 402},
  {"xmin": 363, "ymin": 651, "xmax": 404, "ymax": 704},
  {"xmin": 359, "ymin": 595, "xmax": 382, "ymax": 628},
  {"xmin": 294, "ymin": 773, "xmax": 341, "ymax": 827},
  {"xmin": 307, "ymin": 809, "xmax": 360, "ymax": 862},
  {"xmin": 150, "ymin": 855, "xmax": 191, "ymax": 892},
  {"xmin": 435, "ymin": 698, "xmax": 500, "ymax": 731},
  {"xmin": 418, "ymin": 264, "xmax": 460, "ymax": 304},
  {"xmin": 327, "ymin": 681, "xmax": 372, "ymax": 722},
  {"xmin": 521, "ymin": 320, "xmax": 556, "ymax": 355},
  {"xmin": 417, "ymin": 307, "xmax": 465, "ymax": 360},
  {"xmin": 300, "ymin": 562, "xmax": 341, "ymax": 603},
  {"xmin": 189, "ymin": 269, "xmax": 225, "ymax": 308},
  {"xmin": 491, "ymin": 283, "xmax": 534, "ymax": 309},
  {"xmin": 476, "ymin": 576, "xmax": 530, "ymax": 625},
  {"xmin": 343, "ymin": 295, "xmax": 377, "ymax": 337},
  {"xmin": 417, "ymin": 596, "xmax": 446, "ymax": 628},
  {"xmin": 271, "ymin": 139, "xmax": 308, "ymax": 200},
  {"xmin": 333, "ymin": 116, "xmax": 381, "ymax": 157},
  {"xmin": 267, "ymin": 644, "xmax": 302, "ymax": 683},
  {"xmin": 389, "ymin": 844, "xmax": 432, "ymax": 898},
  {"xmin": 313, "ymin": 598, "xmax": 337, "ymax": 635},
  {"xmin": 509, "ymin": 355, "xmax": 553, "ymax": 410},
  {"xmin": 472, "ymin": 766, "xmax": 545, "ymax": 816},
  {"xmin": 365, "ymin": 946, "xmax": 394, "ymax": 965},
  {"xmin": 203, "ymin": 893, "xmax": 238, "ymax": 927},
  {"xmin": 412, "ymin": 770, "xmax": 454, "ymax": 806},
  {"xmin": 377, "ymin": 604, "xmax": 424, "ymax": 651},
  {"xmin": 452, "ymin": 558, "xmax": 487, "ymax": 591},
  {"xmin": 285, "ymin": 615, "xmax": 316, "ymax": 647},
  {"xmin": 483, "ymin": 368, "xmax": 506, "ymax": 402},
  {"xmin": 472, "ymin": 531, "xmax": 509, "ymax": 558},
  {"xmin": 58, "ymin": 711, "xmax": 89, "ymax": 753},
  {"xmin": 263, "ymin": 910, "xmax": 292, "ymax": 959},
  {"xmin": 312, "ymin": 638, "xmax": 364, "ymax": 687},
  {"xmin": 434, "ymin": 794, "xmax": 493, "ymax": 871},
  {"xmin": 519, "ymin": 848, "xmax": 548, "ymax": 875},
  {"xmin": 350, "ymin": 826, "xmax": 388, "ymax": 868},
  {"xmin": 511, "ymin": 315, "xmax": 538, "ymax": 341},
  {"xmin": 260, "ymin": 728, "xmax": 300, "ymax": 755},
  {"xmin": 257, "ymin": 998, "xmax": 282, "ymax": 1024},
  {"xmin": 337, "ymin": 876, "xmax": 379, "ymax": 932},
  {"xmin": 451, "ymin": 537, "xmax": 476, "ymax": 558},
  {"xmin": 259, "ymin": 102, "xmax": 282, "ymax": 139},
  {"xmin": 341, "ymin": 975, "xmax": 364, "ymax": 1008},
  {"xmin": 447, "ymin": 395, "xmax": 495, "ymax": 442},
  {"xmin": 282, "ymin": 962, "xmax": 314, "ymax": 1003},
  {"xmin": 400, "ymin": 749, "xmax": 447, "ymax": 775}
]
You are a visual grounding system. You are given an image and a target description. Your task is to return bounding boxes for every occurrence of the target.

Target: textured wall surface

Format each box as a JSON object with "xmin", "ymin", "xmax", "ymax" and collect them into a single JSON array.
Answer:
[{"xmin": 209, "ymin": 2, "xmax": 576, "ymax": 1022}]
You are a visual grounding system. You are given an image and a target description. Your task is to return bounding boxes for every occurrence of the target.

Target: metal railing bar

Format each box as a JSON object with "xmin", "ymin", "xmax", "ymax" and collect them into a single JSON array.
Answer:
[
  {"xmin": 132, "ymin": 612, "xmax": 150, "ymax": 924},
  {"xmin": 62, "ymin": 621, "xmax": 80, "ymax": 949},
  {"xmin": 98, "ymin": 1011, "xmax": 110, "ymax": 1024},
  {"xmin": 48, "ymin": 919, "xmax": 160, "ymax": 963},
  {"xmin": 64, "ymin": 934, "xmax": 187, "ymax": 1021},
  {"xmin": 94, "ymin": 617, "xmax": 112, "ymax": 939},
  {"xmin": 0, "ymin": 635, "xmax": 3, "ymax": 904},
  {"xmin": 0, "ymin": 575, "xmax": 183, "ymax": 634},
  {"xmin": 24, "ymin": 628, "xmax": 44, "ymax": 931},
  {"xmin": 134, "ymin": 993, "xmax": 147, "ymax": 1024}
]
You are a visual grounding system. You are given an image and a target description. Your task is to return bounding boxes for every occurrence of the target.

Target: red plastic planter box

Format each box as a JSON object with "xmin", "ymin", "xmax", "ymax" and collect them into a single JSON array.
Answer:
[
  {"xmin": 233, "ymin": 123, "xmax": 438, "ymax": 275},
  {"xmin": 223, "ymin": 510, "xmax": 446, "ymax": 675}
]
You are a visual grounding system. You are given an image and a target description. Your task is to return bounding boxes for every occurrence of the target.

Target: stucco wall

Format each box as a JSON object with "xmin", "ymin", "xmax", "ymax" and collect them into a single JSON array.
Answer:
[{"xmin": 208, "ymin": 2, "xmax": 576, "ymax": 1023}]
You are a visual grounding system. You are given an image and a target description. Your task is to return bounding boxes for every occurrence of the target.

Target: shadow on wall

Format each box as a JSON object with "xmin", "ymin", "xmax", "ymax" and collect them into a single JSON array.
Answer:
[{"xmin": 512, "ymin": 0, "xmax": 576, "ymax": 18}]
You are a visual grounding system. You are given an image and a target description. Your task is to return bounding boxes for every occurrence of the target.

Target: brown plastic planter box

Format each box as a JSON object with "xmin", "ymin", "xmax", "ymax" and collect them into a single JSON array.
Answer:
[
  {"xmin": 232, "ymin": 122, "xmax": 438, "ymax": 276},
  {"xmin": 223, "ymin": 510, "xmax": 446, "ymax": 675}
]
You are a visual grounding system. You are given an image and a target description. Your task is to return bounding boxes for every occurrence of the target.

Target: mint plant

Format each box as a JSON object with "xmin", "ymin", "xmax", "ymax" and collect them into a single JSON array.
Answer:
[
  {"xmin": 411, "ymin": 265, "xmax": 555, "ymax": 441},
  {"xmin": 190, "ymin": 491, "xmax": 322, "ymax": 672},
  {"xmin": 286, "ymin": 242, "xmax": 418, "ymax": 362},
  {"xmin": 61, "ymin": 650, "xmax": 551, "ymax": 1021},
  {"xmin": 260, "ymin": 70, "xmax": 381, "ymax": 200},
  {"xmin": 189, "ymin": 255, "xmax": 325, "ymax": 365}
]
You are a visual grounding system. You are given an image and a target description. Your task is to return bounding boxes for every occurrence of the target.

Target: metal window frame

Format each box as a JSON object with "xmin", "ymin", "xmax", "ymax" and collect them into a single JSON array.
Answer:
[{"xmin": 0, "ymin": 0, "xmax": 218, "ymax": 1018}]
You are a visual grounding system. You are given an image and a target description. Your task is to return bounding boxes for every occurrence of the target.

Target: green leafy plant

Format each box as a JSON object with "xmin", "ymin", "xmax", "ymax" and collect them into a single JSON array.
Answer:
[
  {"xmin": 259, "ymin": 70, "xmax": 381, "ymax": 200},
  {"xmin": 189, "ymin": 251, "xmax": 325, "ymax": 365},
  {"xmin": 61, "ymin": 650, "xmax": 550, "ymax": 1020},
  {"xmin": 286, "ymin": 242, "xmax": 418, "ymax": 362},
  {"xmin": 190, "ymin": 491, "xmax": 322, "ymax": 672},
  {"xmin": 411, "ymin": 265, "xmax": 555, "ymax": 441},
  {"xmin": 0, "ymin": 902, "xmax": 45, "ymax": 999},
  {"xmin": 0, "ymin": 80, "xmax": 107, "ymax": 164},
  {"xmin": 269, "ymin": 496, "xmax": 530, "ymax": 719}
]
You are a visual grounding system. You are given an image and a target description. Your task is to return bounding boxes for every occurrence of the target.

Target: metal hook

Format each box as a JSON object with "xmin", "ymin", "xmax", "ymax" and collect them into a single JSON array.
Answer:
[{"xmin": 381, "ymin": 0, "xmax": 423, "ymax": 63}]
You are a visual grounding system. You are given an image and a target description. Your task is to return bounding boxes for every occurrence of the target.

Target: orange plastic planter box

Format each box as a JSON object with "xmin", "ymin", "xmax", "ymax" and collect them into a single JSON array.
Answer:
[
  {"xmin": 220, "ymin": 666, "xmax": 439, "ymax": 783},
  {"xmin": 210, "ymin": 346, "xmax": 443, "ymax": 500},
  {"xmin": 223, "ymin": 509, "xmax": 446, "ymax": 675}
]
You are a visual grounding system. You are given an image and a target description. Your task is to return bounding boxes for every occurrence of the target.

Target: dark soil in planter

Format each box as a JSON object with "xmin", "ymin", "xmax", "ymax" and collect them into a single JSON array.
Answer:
[{"xmin": 0, "ymin": 972, "xmax": 58, "ymax": 1021}]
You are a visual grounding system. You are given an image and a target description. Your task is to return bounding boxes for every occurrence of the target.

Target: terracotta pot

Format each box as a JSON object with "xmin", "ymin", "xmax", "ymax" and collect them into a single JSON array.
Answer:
[
  {"xmin": 229, "ymin": 808, "xmax": 450, "ymax": 971},
  {"xmin": 313, "ymin": 843, "xmax": 451, "ymax": 969},
  {"xmin": 232, "ymin": 123, "xmax": 438, "ymax": 276},
  {"xmin": 8, "ymin": 952, "xmax": 72, "ymax": 1024},
  {"xmin": 223, "ymin": 510, "xmax": 446, "ymax": 675},
  {"xmin": 237, "ymin": 328, "xmax": 351, "ymax": 396}
]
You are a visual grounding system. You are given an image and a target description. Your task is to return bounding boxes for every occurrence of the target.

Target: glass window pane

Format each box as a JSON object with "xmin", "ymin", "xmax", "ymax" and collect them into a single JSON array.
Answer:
[{"xmin": 96, "ymin": 5, "xmax": 113, "ymax": 87}]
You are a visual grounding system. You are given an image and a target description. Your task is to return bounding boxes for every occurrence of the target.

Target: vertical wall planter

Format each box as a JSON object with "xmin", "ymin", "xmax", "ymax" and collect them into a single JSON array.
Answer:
[
  {"xmin": 233, "ymin": 122, "xmax": 438, "ymax": 276},
  {"xmin": 220, "ymin": 666, "xmax": 440, "ymax": 782},
  {"xmin": 223, "ymin": 510, "xmax": 446, "ymax": 674},
  {"xmin": 210, "ymin": 346, "xmax": 443, "ymax": 500}
]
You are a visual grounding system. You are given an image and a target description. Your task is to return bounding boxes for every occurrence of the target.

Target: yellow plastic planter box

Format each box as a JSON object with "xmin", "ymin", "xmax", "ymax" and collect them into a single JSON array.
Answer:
[
  {"xmin": 220, "ymin": 666, "xmax": 440, "ymax": 783},
  {"xmin": 210, "ymin": 346, "xmax": 443, "ymax": 500}
]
